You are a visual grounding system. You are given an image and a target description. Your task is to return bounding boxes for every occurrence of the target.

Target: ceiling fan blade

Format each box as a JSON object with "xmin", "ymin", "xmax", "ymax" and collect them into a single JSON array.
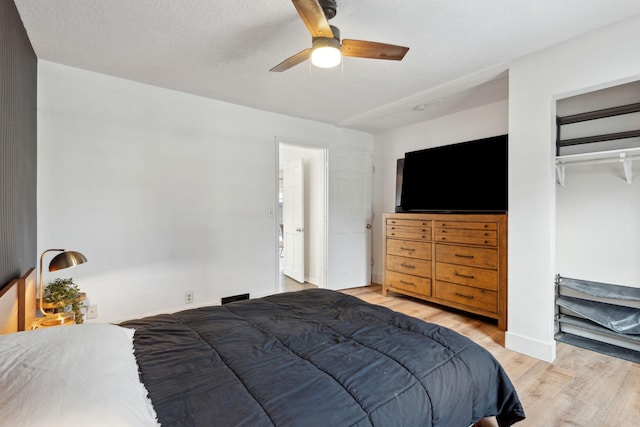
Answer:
[
  {"xmin": 270, "ymin": 48, "xmax": 312, "ymax": 72},
  {"xmin": 342, "ymin": 39, "xmax": 409, "ymax": 61},
  {"xmin": 292, "ymin": 0, "xmax": 334, "ymax": 38}
]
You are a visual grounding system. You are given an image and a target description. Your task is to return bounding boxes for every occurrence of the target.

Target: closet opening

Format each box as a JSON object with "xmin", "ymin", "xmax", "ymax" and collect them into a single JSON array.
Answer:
[{"xmin": 554, "ymin": 79, "xmax": 640, "ymax": 361}]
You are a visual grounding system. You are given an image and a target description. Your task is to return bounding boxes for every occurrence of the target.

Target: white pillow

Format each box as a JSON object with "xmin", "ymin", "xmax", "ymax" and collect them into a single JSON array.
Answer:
[{"xmin": 0, "ymin": 323, "xmax": 159, "ymax": 427}]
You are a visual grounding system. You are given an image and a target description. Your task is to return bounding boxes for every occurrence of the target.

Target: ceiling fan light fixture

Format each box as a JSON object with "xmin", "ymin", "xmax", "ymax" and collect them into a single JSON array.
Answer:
[
  {"xmin": 270, "ymin": 1, "xmax": 408, "ymax": 72},
  {"xmin": 311, "ymin": 37, "xmax": 342, "ymax": 68}
]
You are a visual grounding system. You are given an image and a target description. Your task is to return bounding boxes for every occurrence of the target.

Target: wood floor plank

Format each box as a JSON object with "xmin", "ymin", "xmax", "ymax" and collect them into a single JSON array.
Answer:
[
  {"xmin": 606, "ymin": 362, "xmax": 640, "ymax": 424},
  {"xmin": 340, "ymin": 285, "xmax": 640, "ymax": 426}
]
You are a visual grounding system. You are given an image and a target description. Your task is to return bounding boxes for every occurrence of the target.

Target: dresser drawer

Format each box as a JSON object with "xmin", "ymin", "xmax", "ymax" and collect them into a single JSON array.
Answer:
[
  {"xmin": 434, "ymin": 228, "xmax": 497, "ymax": 246},
  {"xmin": 386, "ymin": 239, "xmax": 431, "ymax": 260},
  {"xmin": 435, "ymin": 245, "xmax": 497, "ymax": 269},
  {"xmin": 386, "ymin": 225, "xmax": 431, "ymax": 241},
  {"xmin": 435, "ymin": 221, "xmax": 497, "ymax": 231},
  {"xmin": 386, "ymin": 255, "xmax": 431, "ymax": 278},
  {"xmin": 435, "ymin": 262, "xmax": 497, "ymax": 291},
  {"xmin": 434, "ymin": 281, "xmax": 497, "ymax": 312},
  {"xmin": 387, "ymin": 218, "xmax": 430, "ymax": 227},
  {"xmin": 386, "ymin": 271, "xmax": 431, "ymax": 295}
]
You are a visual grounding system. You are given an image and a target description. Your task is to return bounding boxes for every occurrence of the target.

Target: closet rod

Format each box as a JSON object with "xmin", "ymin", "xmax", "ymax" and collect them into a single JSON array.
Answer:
[
  {"xmin": 556, "ymin": 152, "xmax": 638, "ymax": 186},
  {"xmin": 557, "ymin": 154, "xmax": 640, "ymax": 167}
]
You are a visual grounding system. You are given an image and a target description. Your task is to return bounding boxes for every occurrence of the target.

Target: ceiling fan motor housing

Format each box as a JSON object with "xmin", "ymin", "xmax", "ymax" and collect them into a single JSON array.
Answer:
[
  {"xmin": 312, "ymin": 36, "xmax": 340, "ymax": 51},
  {"xmin": 319, "ymin": 0, "xmax": 337, "ymax": 20},
  {"xmin": 329, "ymin": 25, "xmax": 340, "ymax": 42}
]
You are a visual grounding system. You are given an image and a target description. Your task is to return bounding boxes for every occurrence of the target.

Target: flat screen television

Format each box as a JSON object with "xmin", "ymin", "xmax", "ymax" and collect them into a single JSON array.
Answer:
[{"xmin": 396, "ymin": 134, "xmax": 508, "ymax": 213}]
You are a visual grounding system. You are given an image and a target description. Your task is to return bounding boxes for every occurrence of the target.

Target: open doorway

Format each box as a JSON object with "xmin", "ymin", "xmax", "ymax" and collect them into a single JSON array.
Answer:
[{"xmin": 278, "ymin": 142, "xmax": 327, "ymax": 292}]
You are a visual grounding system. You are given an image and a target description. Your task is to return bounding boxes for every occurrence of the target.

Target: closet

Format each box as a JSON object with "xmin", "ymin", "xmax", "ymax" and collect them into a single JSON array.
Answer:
[{"xmin": 554, "ymin": 80, "xmax": 640, "ymax": 362}]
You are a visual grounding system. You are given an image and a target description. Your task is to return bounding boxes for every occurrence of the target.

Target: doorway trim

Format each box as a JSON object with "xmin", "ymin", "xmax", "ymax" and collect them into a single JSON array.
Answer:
[{"xmin": 275, "ymin": 138, "xmax": 328, "ymax": 291}]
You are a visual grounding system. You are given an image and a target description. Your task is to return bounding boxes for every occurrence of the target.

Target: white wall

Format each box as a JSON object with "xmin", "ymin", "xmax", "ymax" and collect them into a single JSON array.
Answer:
[
  {"xmin": 371, "ymin": 101, "xmax": 509, "ymax": 284},
  {"xmin": 507, "ymin": 15, "xmax": 640, "ymax": 361},
  {"xmin": 279, "ymin": 143, "xmax": 325, "ymax": 286},
  {"xmin": 37, "ymin": 61, "xmax": 372, "ymax": 323},
  {"xmin": 556, "ymin": 164, "xmax": 640, "ymax": 287}
]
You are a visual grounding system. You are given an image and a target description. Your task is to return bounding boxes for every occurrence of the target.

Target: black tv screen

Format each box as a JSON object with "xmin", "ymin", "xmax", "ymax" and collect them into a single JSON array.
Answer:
[{"xmin": 397, "ymin": 135, "xmax": 508, "ymax": 213}]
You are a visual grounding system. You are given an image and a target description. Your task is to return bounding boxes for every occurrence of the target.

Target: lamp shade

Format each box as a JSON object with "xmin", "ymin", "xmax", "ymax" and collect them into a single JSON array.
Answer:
[{"xmin": 48, "ymin": 251, "xmax": 88, "ymax": 272}]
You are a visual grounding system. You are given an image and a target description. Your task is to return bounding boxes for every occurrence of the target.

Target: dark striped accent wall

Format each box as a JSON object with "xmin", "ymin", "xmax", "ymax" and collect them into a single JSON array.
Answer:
[{"xmin": 0, "ymin": 0, "xmax": 37, "ymax": 289}]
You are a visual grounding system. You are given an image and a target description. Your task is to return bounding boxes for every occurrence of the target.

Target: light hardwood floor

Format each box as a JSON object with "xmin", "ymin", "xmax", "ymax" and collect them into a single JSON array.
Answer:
[
  {"xmin": 279, "ymin": 273, "xmax": 317, "ymax": 292},
  {"xmin": 340, "ymin": 285, "xmax": 640, "ymax": 427}
]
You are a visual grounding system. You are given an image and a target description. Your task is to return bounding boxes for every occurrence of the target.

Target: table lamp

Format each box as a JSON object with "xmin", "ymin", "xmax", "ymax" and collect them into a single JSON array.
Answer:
[{"xmin": 38, "ymin": 249, "xmax": 88, "ymax": 326}]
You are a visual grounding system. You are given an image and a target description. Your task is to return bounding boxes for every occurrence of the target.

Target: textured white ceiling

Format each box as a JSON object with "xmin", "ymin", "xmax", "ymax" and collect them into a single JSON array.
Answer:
[{"xmin": 13, "ymin": 0, "xmax": 640, "ymax": 133}]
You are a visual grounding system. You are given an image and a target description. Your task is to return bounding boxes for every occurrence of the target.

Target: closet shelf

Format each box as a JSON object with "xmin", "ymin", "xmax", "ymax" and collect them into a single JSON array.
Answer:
[
  {"xmin": 556, "ymin": 101, "xmax": 640, "ymax": 186},
  {"xmin": 556, "ymin": 147, "xmax": 640, "ymax": 186},
  {"xmin": 559, "ymin": 130, "xmax": 640, "ymax": 148},
  {"xmin": 557, "ymin": 102, "xmax": 640, "ymax": 125}
]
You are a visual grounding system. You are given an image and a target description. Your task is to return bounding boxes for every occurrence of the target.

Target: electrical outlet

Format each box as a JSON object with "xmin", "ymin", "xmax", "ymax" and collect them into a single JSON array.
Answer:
[
  {"xmin": 185, "ymin": 290, "xmax": 193, "ymax": 304},
  {"xmin": 87, "ymin": 305, "xmax": 98, "ymax": 319}
]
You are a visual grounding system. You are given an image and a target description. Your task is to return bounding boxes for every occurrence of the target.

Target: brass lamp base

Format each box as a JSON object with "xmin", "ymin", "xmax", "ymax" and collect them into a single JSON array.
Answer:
[{"xmin": 39, "ymin": 312, "xmax": 74, "ymax": 327}]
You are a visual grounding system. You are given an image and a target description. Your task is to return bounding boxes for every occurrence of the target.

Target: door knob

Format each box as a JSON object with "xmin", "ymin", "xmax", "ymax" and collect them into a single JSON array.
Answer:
[{"xmin": 366, "ymin": 224, "xmax": 372, "ymax": 229}]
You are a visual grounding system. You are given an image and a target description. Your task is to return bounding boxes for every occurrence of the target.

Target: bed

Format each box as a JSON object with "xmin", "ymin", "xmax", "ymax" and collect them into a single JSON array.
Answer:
[{"xmin": 0, "ymin": 269, "xmax": 525, "ymax": 427}]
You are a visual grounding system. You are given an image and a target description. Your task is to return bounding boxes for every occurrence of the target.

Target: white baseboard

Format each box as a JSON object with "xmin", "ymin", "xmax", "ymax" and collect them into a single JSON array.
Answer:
[
  {"xmin": 505, "ymin": 331, "xmax": 557, "ymax": 362},
  {"xmin": 371, "ymin": 272, "xmax": 383, "ymax": 285}
]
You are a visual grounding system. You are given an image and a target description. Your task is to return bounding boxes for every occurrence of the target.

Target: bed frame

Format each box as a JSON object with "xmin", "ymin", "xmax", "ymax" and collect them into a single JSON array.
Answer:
[{"xmin": 0, "ymin": 268, "xmax": 36, "ymax": 334}]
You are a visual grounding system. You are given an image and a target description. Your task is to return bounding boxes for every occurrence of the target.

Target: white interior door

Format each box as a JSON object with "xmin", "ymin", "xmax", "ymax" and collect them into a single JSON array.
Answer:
[
  {"xmin": 328, "ymin": 148, "xmax": 373, "ymax": 290},
  {"xmin": 283, "ymin": 159, "xmax": 305, "ymax": 283}
]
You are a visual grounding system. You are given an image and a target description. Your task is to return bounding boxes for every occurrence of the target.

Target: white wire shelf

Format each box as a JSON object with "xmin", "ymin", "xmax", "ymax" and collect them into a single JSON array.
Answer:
[{"xmin": 555, "ymin": 147, "xmax": 640, "ymax": 186}]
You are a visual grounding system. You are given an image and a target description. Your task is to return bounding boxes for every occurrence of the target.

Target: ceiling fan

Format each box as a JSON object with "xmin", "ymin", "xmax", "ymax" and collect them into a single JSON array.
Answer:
[{"xmin": 270, "ymin": 0, "xmax": 409, "ymax": 72}]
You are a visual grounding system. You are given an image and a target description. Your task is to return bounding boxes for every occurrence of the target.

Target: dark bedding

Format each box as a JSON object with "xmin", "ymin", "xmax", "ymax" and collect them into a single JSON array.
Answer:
[{"xmin": 121, "ymin": 289, "xmax": 525, "ymax": 427}]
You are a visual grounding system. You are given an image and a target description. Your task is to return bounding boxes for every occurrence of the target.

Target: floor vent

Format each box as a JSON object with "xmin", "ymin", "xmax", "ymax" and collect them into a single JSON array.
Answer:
[
  {"xmin": 221, "ymin": 293, "xmax": 250, "ymax": 305},
  {"xmin": 555, "ymin": 275, "xmax": 640, "ymax": 363}
]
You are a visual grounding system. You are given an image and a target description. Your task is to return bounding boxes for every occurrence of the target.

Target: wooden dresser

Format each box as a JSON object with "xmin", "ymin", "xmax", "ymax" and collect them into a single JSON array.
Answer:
[{"xmin": 383, "ymin": 213, "xmax": 508, "ymax": 330}]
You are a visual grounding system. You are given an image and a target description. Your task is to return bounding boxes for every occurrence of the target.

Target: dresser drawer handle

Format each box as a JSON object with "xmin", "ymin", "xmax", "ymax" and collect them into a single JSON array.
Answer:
[
  {"xmin": 455, "ymin": 272, "xmax": 475, "ymax": 279},
  {"xmin": 399, "ymin": 280, "xmax": 416, "ymax": 287},
  {"xmin": 455, "ymin": 292, "xmax": 474, "ymax": 299},
  {"xmin": 400, "ymin": 263, "xmax": 416, "ymax": 269},
  {"xmin": 399, "ymin": 247, "xmax": 415, "ymax": 252},
  {"xmin": 454, "ymin": 254, "xmax": 474, "ymax": 259}
]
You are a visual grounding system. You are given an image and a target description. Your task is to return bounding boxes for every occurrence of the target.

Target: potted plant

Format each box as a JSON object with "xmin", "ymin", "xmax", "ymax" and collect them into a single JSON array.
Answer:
[{"xmin": 44, "ymin": 278, "xmax": 84, "ymax": 324}]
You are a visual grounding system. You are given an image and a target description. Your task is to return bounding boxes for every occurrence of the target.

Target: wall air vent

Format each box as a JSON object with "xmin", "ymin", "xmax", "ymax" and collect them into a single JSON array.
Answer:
[{"xmin": 221, "ymin": 293, "xmax": 250, "ymax": 305}]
